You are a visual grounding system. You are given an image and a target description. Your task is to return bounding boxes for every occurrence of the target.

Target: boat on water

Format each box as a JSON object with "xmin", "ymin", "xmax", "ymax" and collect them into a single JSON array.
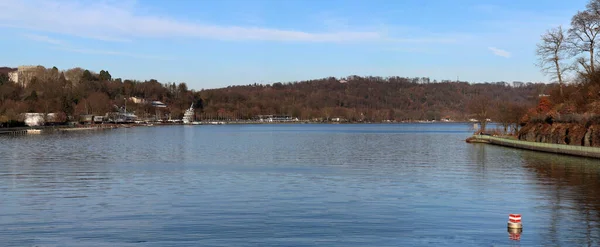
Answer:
[{"xmin": 182, "ymin": 103, "xmax": 195, "ymax": 124}]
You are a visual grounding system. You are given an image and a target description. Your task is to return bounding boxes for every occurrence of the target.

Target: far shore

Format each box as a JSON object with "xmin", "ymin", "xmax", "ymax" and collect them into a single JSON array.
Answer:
[{"xmin": 0, "ymin": 120, "xmax": 482, "ymax": 135}]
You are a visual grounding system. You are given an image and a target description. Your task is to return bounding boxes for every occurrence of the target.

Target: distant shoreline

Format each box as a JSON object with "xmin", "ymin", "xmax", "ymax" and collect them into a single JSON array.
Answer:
[{"xmin": 0, "ymin": 121, "xmax": 481, "ymax": 135}]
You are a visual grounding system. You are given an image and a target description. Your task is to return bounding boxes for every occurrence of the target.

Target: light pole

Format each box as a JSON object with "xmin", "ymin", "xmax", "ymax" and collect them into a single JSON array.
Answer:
[{"xmin": 124, "ymin": 97, "xmax": 127, "ymax": 122}]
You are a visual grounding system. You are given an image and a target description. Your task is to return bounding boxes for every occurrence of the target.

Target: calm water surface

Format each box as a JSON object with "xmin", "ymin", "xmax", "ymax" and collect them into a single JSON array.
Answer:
[{"xmin": 1, "ymin": 124, "xmax": 599, "ymax": 246}]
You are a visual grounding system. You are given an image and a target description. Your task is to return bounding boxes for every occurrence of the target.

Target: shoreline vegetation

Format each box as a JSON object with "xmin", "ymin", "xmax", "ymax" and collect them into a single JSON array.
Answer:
[
  {"xmin": 4, "ymin": 2, "xmax": 600, "ymax": 158},
  {"xmin": 1, "ymin": 67, "xmax": 544, "ymax": 128},
  {"xmin": 466, "ymin": 0, "xmax": 600, "ymax": 158}
]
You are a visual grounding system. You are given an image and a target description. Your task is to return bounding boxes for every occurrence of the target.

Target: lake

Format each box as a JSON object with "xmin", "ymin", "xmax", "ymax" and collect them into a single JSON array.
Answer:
[{"xmin": 1, "ymin": 123, "xmax": 599, "ymax": 246}]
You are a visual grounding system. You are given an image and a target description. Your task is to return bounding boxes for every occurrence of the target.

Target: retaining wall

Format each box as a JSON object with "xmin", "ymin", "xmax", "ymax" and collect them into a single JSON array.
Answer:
[{"xmin": 473, "ymin": 135, "xmax": 600, "ymax": 159}]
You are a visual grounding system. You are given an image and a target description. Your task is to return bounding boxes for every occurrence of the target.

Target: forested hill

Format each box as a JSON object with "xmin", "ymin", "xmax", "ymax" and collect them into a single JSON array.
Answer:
[
  {"xmin": 0, "ymin": 66, "xmax": 548, "ymax": 124},
  {"xmin": 198, "ymin": 76, "xmax": 548, "ymax": 121}
]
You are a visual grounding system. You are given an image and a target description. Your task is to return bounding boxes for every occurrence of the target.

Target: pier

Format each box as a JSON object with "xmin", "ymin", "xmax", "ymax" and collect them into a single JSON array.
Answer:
[{"xmin": 0, "ymin": 127, "xmax": 34, "ymax": 135}]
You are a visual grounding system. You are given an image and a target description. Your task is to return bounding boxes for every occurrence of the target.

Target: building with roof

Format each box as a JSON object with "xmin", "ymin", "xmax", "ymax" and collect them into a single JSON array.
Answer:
[{"xmin": 151, "ymin": 101, "xmax": 167, "ymax": 108}]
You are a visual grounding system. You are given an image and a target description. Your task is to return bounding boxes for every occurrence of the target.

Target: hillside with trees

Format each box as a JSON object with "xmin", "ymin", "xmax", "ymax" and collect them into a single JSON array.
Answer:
[
  {"xmin": 0, "ymin": 66, "xmax": 202, "ymax": 126},
  {"xmin": 518, "ymin": 0, "xmax": 600, "ymax": 147},
  {"xmin": 0, "ymin": 65, "xmax": 546, "ymax": 127},
  {"xmin": 198, "ymin": 77, "xmax": 544, "ymax": 123}
]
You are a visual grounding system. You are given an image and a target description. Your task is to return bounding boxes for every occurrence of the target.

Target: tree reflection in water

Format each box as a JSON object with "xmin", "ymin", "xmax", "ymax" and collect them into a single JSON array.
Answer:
[{"xmin": 521, "ymin": 151, "xmax": 600, "ymax": 247}]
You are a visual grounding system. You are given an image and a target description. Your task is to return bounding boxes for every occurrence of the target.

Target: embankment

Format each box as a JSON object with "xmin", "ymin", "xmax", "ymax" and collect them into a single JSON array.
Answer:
[
  {"xmin": 518, "ymin": 122, "xmax": 600, "ymax": 147},
  {"xmin": 470, "ymin": 135, "xmax": 600, "ymax": 159}
]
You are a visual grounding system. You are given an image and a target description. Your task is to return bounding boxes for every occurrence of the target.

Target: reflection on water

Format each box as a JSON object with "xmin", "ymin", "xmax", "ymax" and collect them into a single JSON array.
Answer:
[
  {"xmin": 508, "ymin": 228, "xmax": 522, "ymax": 242},
  {"xmin": 521, "ymin": 152, "xmax": 600, "ymax": 247},
  {"xmin": 0, "ymin": 124, "xmax": 599, "ymax": 246}
]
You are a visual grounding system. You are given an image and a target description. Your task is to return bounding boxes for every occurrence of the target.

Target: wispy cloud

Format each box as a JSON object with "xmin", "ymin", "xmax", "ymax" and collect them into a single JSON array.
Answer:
[
  {"xmin": 381, "ymin": 47, "xmax": 436, "ymax": 54},
  {"xmin": 51, "ymin": 47, "xmax": 123, "ymax": 56},
  {"xmin": 0, "ymin": 0, "xmax": 381, "ymax": 43},
  {"xmin": 488, "ymin": 47, "xmax": 511, "ymax": 58},
  {"xmin": 388, "ymin": 37, "xmax": 460, "ymax": 44},
  {"xmin": 20, "ymin": 31, "xmax": 170, "ymax": 60},
  {"xmin": 52, "ymin": 46, "xmax": 174, "ymax": 60},
  {"xmin": 0, "ymin": 0, "xmax": 464, "ymax": 45},
  {"xmin": 22, "ymin": 33, "xmax": 63, "ymax": 45}
]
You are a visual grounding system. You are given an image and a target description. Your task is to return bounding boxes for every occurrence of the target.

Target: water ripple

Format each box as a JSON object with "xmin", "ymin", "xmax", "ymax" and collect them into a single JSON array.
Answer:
[{"xmin": 0, "ymin": 123, "xmax": 599, "ymax": 246}]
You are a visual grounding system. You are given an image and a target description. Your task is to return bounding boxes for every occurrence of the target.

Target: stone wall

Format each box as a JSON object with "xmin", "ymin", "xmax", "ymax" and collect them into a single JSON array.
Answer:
[{"xmin": 518, "ymin": 123, "xmax": 600, "ymax": 147}]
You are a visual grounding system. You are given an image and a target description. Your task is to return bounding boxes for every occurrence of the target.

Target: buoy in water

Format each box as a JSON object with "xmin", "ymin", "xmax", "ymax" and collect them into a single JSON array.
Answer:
[{"xmin": 507, "ymin": 214, "xmax": 522, "ymax": 229}]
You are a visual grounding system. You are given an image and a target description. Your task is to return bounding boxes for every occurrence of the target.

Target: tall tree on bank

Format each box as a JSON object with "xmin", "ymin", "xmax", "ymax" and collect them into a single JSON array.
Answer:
[
  {"xmin": 568, "ymin": 10, "xmax": 600, "ymax": 76},
  {"xmin": 537, "ymin": 26, "xmax": 568, "ymax": 97},
  {"xmin": 495, "ymin": 102, "xmax": 530, "ymax": 135},
  {"xmin": 467, "ymin": 95, "xmax": 492, "ymax": 133}
]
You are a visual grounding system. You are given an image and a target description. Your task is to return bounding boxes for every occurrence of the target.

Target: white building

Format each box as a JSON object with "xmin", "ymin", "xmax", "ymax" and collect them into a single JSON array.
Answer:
[
  {"xmin": 23, "ymin": 113, "xmax": 57, "ymax": 126},
  {"xmin": 129, "ymin": 96, "xmax": 146, "ymax": 104},
  {"xmin": 151, "ymin": 101, "xmax": 167, "ymax": 108},
  {"xmin": 8, "ymin": 71, "xmax": 18, "ymax": 83},
  {"xmin": 2, "ymin": 65, "xmax": 46, "ymax": 87},
  {"xmin": 10, "ymin": 66, "xmax": 38, "ymax": 88}
]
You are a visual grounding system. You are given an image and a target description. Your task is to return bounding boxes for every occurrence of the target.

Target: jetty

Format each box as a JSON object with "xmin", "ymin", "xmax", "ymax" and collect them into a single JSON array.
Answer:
[
  {"xmin": 467, "ymin": 135, "xmax": 600, "ymax": 159},
  {"xmin": 0, "ymin": 127, "xmax": 40, "ymax": 135},
  {"xmin": 0, "ymin": 123, "xmax": 128, "ymax": 136}
]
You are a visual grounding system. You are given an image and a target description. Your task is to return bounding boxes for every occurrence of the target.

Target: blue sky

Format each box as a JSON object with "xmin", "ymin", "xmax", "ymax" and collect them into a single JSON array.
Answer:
[{"xmin": 0, "ymin": 0, "xmax": 589, "ymax": 89}]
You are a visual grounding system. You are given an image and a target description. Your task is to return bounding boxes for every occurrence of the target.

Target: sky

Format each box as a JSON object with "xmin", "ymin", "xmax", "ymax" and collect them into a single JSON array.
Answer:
[{"xmin": 0, "ymin": 0, "xmax": 590, "ymax": 89}]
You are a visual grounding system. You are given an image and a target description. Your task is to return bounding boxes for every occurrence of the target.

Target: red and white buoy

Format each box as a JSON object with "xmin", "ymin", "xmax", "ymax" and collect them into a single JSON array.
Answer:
[{"xmin": 508, "ymin": 214, "xmax": 522, "ymax": 229}]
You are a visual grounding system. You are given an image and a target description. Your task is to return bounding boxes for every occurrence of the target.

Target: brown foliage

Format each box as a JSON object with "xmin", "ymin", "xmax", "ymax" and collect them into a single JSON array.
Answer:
[
  {"xmin": 2, "ymin": 66, "xmax": 546, "ymax": 124},
  {"xmin": 536, "ymin": 97, "xmax": 553, "ymax": 114},
  {"xmin": 495, "ymin": 102, "xmax": 529, "ymax": 134},
  {"xmin": 466, "ymin": 95, "xmax": 492, "ymax": 131},
  {"xmin": 200, "ymin": 77, "xmax": 543, "ymax": 122}
]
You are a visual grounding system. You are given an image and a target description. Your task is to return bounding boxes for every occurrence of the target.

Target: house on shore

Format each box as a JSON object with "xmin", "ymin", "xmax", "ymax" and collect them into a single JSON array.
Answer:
[{"xmin": 22, "ymin": 113, "xmax": 60, "ymax": 126}]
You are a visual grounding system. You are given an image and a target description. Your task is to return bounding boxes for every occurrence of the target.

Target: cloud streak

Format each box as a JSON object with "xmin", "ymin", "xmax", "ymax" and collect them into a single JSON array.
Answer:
[
  {"xmin": 19, "ymin": 32, "xmax": 171, "ymax": 60},
  {"xmin": 0, "ymin": 0, "xmax": 464, "ymax": 44},
  {"xmin": 488, "ymin": 47, "xmax": 511, "ymax": 58},
  {"xmin": 51, "ymin": 46, "xmax": 174, "ymax": 60},
  {"xmin": 0, "ymin": 0, "xmax": 382, "ymax": 43},
  {"xmin": 22, "ymin": 33, "xmax": 63, "ymax": 45}
]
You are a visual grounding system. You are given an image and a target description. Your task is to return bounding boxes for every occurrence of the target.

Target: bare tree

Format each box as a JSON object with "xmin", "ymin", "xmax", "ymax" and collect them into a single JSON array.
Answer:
[
  {"xmin": 467, "ymin": 95, "xmax": 492, "ymax": 133},
  {"xmin": 509, "ymin": 103, "xmax": 528, "ymax": 134},
  {"xmin": 63, "ymin": 67, "xmax": 85, "ymax": 86},
  {"xmin": 568, "ymin": 10, "xmax": 600, "ymax": 75},
  {"xmin": 86, "ymin": 92, "xmax": 111, "ymax": 115},
  {"xmin": 494, "ymin": 101, "xmax": 529, "ymax": 135},
  {"xmin": 537, "ymin": 26, "xmax": 569, "ymax": 97},
  {"xmin": 587, "ymin": 0, "xmax": 600, "ymax": 16},
  {"xmin": 494, "ymin": 101, "xmax": 511, "ymax": 134}
]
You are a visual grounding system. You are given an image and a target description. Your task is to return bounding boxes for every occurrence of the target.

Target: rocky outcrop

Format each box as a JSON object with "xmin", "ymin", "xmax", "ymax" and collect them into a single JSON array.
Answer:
[{"xmin": 518, "ymin": 123, "xmax": 600, "ymax": 147}]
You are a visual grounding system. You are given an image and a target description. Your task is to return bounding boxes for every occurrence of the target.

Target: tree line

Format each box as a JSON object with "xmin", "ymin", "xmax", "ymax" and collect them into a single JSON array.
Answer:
[
  {"xmin": 11, "ymin": 2, "xmax": 600, "ymax": 129},
  {"xmin": 0, "ymin": 66, "xmax": 202, "ymax": 125},
  {"xmin": 199, "ymin": 76, "xmax": 545, "ymax": 124},
  {"xmin": 0, "ymin": 65, "xmax": 546, "ymax": 126}
]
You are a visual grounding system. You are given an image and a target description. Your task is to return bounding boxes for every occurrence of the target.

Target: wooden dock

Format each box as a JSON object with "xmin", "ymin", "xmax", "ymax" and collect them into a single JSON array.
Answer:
[
  {"xmin": 0, "ymin": 126, "xmax": 47, "ymax": 135},
  {"xmin": 0, "ymin": 128, "xmax": 31, "ymax": 135}
]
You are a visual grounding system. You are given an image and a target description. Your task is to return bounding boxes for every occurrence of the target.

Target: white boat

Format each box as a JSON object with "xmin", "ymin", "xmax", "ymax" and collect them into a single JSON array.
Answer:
[{"xmin": 182, "ymin": 103, "xmax": 195, "ymax": 124}]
